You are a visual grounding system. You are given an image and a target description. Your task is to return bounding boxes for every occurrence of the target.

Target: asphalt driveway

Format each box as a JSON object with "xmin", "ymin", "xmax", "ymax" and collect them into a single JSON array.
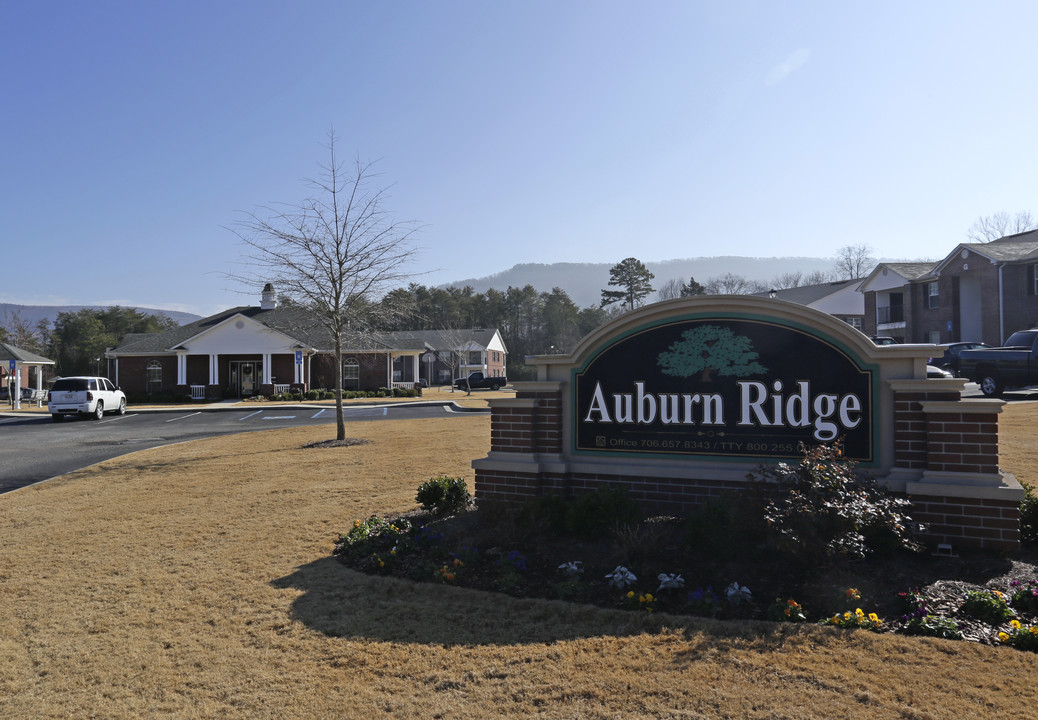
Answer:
[{"xmin": 0, "ymin": 402, "xmax": 484, "ymax": 494}]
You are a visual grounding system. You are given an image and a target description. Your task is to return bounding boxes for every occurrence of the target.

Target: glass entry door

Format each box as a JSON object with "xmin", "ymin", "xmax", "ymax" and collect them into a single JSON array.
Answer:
[{"xmin": 228, "ymin": 361, "xmax": 262, "ymax": 397}]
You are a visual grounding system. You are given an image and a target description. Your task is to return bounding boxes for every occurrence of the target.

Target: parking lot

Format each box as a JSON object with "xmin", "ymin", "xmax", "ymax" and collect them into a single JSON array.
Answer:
[{"xmin": 0, "ymin": 402, "xmax": 481, "ymax": 494}]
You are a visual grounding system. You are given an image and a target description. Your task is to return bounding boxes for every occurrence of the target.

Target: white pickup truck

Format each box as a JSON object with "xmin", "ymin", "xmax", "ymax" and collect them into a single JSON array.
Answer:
[{"xmin": 48, "ymin": 376, "xmax": 127, "ymax": 421}]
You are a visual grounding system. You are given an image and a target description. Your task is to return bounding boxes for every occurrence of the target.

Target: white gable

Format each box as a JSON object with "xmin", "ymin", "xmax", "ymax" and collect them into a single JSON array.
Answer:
[
  {"xmin": 808, "ymin": 284, "xmax": 864, "ymax": 316},
  {"xmin": 484, "ymin": 330, "xmax": 507, "ymax": 354},
  {"xmin": 859, "ymin": 266, "xmax": 915, "ymax": 293},
  {"xmin": 176, "ymin": 314, "xmax": 303, "ymax": 354}
]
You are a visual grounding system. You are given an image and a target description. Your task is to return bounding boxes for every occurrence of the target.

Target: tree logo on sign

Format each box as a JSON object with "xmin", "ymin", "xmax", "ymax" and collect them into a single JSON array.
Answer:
[{"xmin": 657, "ymin": 325, "xmax": 767, "ymax": 382}]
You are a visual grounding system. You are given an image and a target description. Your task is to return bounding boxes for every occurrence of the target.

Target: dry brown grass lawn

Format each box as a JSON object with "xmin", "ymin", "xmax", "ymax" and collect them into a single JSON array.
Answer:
[{"xmin": 2, "ymin": 406, "xmax": 1038, "ymax": 718}]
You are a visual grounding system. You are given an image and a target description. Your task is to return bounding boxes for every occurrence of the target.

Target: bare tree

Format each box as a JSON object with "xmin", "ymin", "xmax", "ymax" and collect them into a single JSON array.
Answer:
[
  {"xmin": 704, "ymin": 273, "xmax": 767, "ymax": 295},
  {"xmin": 656, "ymin": 278, "xmax": 684, "ymax": 302},
  {"xmin": 833, "ymin": 244, "xmax": 875, "ymax": 280},
  {"xmin": 966, "ymin": 211, "xmax": 1037, "ymax": 243},
  {"xmin": 436, "ymin": 324, "xmax": 471, "ymax": 394},
  {"xmin": 0, "ymin": 310, "xmax": 48, "ymax": 354},
  {"xmin": 771, "ymin": 271, "xmax": 804, "ymax": 290},
  {"xmin": 803, "ymin": 269, "xmax": 835, "ymax": 285},
  {"xmin": 234, "ymin": 132, "xmax": 421, "ymax": 441}
]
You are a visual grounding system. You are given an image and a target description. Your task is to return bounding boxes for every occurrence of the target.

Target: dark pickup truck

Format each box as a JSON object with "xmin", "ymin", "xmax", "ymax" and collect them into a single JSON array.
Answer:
[
  {"xmin": 453, "ymin": 372, "xmax": 507, "ymax": 391},
  {"xmin": 959, "ymin": 329, "xmax": 1038, "ymax": 397}
]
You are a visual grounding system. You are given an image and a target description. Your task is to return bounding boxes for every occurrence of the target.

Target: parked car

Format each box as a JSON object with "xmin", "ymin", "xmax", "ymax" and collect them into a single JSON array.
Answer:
[
  {"xmin": 453, "ymin": 372, "xmax": 507, "ymax": 391},
  {"xmin": 958, "ymin": 329, "xmax": 1038, "ymax": 397},
  {"xmin": 47, "ymin": 376, "xmax": 127, "ymax": 421},
  {"xmin": 929, "ymin": 341, "xmax": 990, "ymax": 377},
  {"xmin": 870, "ymin": 336, "xmax": 899, "ymax": 345},
  {"xmin": 0, "ymin": 386, "xmax": 33, "ymax": 401},
  {"xmin": 926, "ymin": 365, "xmax": 954, "ymax": 379}
]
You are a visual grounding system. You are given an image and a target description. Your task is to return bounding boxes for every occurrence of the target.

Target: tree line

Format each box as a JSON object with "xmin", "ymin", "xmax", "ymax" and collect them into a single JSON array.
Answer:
[{"xmin": 0, "ymin": 307, "xmax": 178, "ymax": 377}]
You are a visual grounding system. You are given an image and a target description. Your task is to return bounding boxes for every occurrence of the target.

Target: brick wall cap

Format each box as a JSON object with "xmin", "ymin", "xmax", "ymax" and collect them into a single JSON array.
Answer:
[
  {"xmin": 919, "ymin": 399, "xmax": 1005, "ymax": 414},
  {"xmin": 888, "ymin": 379, "xmax": 968, "ymax": 393},
  {"xmin": 488, "ymin": 398, "xmax": 540, "ymax": 409},
  {"xmin": 907, "ymin": 470, "xmax": 1025, "ymax": 502},
  {"xmin": 512, "ymin": 381, "xmax": 564, "ymax": 393}
]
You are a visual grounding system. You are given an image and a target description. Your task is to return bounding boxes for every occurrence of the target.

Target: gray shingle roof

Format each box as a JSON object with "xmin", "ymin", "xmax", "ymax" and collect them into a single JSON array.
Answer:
[
  {"xmin": 761, "ymin": 278, "xmax": 862, "ymax": 305},
  {"xmin": 109, "ymin": 305, "xmax": 505, "ymax": 355},
  {"xmin": 0, "ymin": 343, "xmax": 55, "ymax": 364},
  {"xmin": 881, "ymin": 262, "xmax": 939, "ymax": 281},
  {"xmin": 962, "ymin": 239, "xmax": 1038, "ymax": 263}
]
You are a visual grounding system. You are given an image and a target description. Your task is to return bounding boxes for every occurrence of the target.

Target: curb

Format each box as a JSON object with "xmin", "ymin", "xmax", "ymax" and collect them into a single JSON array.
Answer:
[{"xmin": 0, "ymin": 399, "xmax": 492, "ymax": 419}]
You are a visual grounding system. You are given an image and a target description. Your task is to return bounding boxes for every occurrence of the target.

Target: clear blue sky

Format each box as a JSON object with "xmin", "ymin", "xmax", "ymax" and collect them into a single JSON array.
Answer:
[{"xmin": 3, "ymin": 1, "xmax": 1036, "ymax": 316}]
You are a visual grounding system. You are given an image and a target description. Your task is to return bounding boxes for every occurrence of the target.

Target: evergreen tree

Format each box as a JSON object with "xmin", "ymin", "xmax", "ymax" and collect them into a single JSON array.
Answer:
[
  {"xmin": 680, "ymin": 276, "xmax": 707, "ymax": 296},
  {"xmin": 600, "ymin": 257, "xmax": 655, "ymax": 311}
]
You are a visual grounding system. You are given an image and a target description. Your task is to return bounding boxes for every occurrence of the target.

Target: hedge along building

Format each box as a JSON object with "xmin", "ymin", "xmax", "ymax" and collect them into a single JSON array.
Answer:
[
  {"xmin": 107, "ymin": 286, "xmax": 507, "ymax": 399},
  {"xmin": 474, "ymin": 296, "xmax": 1024, "ymax": 551}
]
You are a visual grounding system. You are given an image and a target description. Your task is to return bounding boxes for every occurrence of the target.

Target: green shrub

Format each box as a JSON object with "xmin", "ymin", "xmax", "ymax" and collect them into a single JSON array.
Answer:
[
  {"xmin": 751, "ymin": 444, "xmax": 921, "ymax": 568},
  {"xmin": 999, "ymin": 621, "xmax": 1038, "ymax": 652},
  {"xmin": 513, "ymin": 488, "xmax": 643, "ymax": 540},
  {"xmin": 684, "ymin": 492, "xmax": 768, "ymax": 562},
  {"xmin": 566, "ymin": 487, "xmax": 642, "ymax": 539},
  {"xmin": 960, "ymin": 589, "xmax": 1014, "ymax": 624},
  {"xmin": 415, "ymin": 476, "xmax": 471, "ymax": 515},
  {"xmin": 1021, "ymin": 487, "xmax": 1038, "ymax": 544},
  {"xmin": 901, "ymin": 614, "xmax": 962, "ymax": 640}
]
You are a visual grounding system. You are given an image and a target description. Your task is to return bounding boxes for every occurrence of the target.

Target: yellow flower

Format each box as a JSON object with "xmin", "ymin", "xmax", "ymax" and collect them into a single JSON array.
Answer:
[
  {"xmin": 843, "ymin": 612, "xmax": 852, "ymax": 620},
  {"xmin": 627, "ymin": 590, "xmax": 635, "ymax": 599},
  {"xmin": 868, "ymin": 613, "xmax": 879, "ymax": 622},
  {"xmin": 1011, "ymin": 619, "xmax": 1022, "ymax": 629},
  {"xmin": 998, "ymin": 631, "xmax": 1009, "ymax": 641},
  {"xmin": 855, "ymin": 608, "xmax": 865, "ymax": 617}
]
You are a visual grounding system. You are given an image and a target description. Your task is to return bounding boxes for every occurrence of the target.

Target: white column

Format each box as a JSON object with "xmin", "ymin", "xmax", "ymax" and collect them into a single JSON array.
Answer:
[
  {"xmin": 262, "ymin": 354, "xmax": 272, "ymax": 384},
  {"xmin": 12, "ymin": 361, "xmax": 20, "ymax": 410},
  {"xmin": 209, "ymin": 354, "xmax": 219, "ymax": 385},
  {"xmin": 177, "ymin": 354, "xmax": 187, "ymax": 385}
]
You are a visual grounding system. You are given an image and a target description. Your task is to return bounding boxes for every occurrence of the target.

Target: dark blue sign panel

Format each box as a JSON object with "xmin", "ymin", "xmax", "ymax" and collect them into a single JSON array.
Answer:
[{"xmin": 574, "ymin": 317, "xmax": 874, "ymax": 460}]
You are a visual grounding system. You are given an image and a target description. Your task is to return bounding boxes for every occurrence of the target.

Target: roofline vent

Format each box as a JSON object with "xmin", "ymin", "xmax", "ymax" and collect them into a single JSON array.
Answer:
[{"xmin": 260, "ymin": 283, "xmax": 277, "ymax": 310}]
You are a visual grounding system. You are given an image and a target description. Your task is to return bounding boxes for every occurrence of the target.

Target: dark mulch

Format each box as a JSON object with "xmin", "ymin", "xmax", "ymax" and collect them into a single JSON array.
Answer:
[
  {"xmin": 335, "ymin": 506, "xmax": 1038, "ymax": 644},
  {"xmin": 303, "ymin": 438, "xmax": 372, "ymax": 449}
]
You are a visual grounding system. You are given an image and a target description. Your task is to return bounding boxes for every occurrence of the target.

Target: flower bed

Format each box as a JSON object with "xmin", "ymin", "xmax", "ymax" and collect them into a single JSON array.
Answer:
[{"xmin": 334, "ymin": 450, "xmax": 1038, "ymax": 651}]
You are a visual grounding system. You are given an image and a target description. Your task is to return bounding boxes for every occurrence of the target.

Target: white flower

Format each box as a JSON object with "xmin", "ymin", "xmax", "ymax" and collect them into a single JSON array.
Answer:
[
  {"xmin": 606, "ymin": 565, "xmax": 637, "ymax": 589},
  {"xmin": 558, "ymin": 561, "xmax": 584, "ymax": 577},
  {"xmin": 726, "ymin": 581, "xmax": 752, "ymax": 606},
  {"xmin": 657, "ymin": 573, "xmax": 685, "ymax": 592}
]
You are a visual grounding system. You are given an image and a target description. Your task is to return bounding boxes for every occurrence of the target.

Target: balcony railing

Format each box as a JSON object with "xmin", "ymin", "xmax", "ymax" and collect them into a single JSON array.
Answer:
[{"xmin": 877, "ymin": 305, "xmax": 904, "ymax": 324}]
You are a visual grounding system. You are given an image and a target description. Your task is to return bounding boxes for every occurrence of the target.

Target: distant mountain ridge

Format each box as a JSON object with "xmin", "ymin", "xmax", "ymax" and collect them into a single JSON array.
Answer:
[
  {"xmin": 445, "ymin": 257, "xmax": 850, "ymax": 308},
  {"xmin": 0, "ymin": 303, "xmax": 201, "ymax": 329}
]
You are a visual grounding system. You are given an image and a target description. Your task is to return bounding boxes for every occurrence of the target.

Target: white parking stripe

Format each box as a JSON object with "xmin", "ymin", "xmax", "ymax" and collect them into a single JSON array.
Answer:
[
  {"xmin": 263, "ymin": 416, "xmax": 296, "ymax": 420},
  {"xmin": 311, "ymin": 409, "xmax": 328, "ymax": 418},
  {"xmin": 239, "ymin": 410, "xmax": 263, "ymax": 421},
  {"xmin": 98, "ymin": 414, "xmax": 136, "ymax": 424},
  {"xmin": 165, "ymin": 412, "xmax": 201, "ymax": 423}
]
